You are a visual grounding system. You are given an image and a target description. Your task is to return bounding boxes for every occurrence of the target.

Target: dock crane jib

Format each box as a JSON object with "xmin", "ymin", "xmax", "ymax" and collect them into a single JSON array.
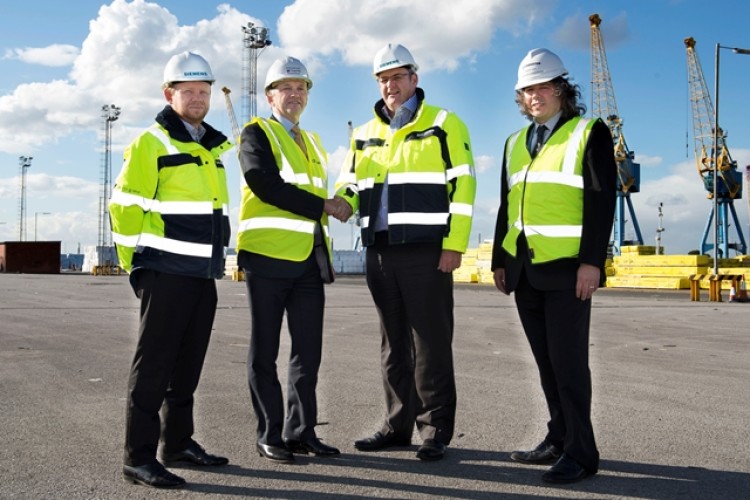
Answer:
[
  {"xmin": 589, "ymin": 13, "xmax": 644, "ymax": 255},
  {"xmin": 684, "ymin": 37, "xmax": 746, "ymax": 256}
]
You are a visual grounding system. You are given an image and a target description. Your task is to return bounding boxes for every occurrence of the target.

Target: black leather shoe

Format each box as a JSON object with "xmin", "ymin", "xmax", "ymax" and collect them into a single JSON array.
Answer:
[
  {"xmin": 416, "ymin": 439, "xmax": 446, "ymax": 461},
  {"xmin": 510, "ymin": 440, "xmax": 562, "ymax": 465},
  {"xmin": 542, "ymin": 453, "xmax": 593, "ymax": 484},
  {"xmin": 354, "ymin": 432, "xmax": 411, "ymax": 451},
  {"xmin": 162, "ymin": 441, "xmax": 229, "ymax": 466},
  {"xmin": 256, "ymin": 442, "xmax": 294, "ymax": 463},
  {"xmin": 284, "ymin": 437, "xmax": 340, "ymax": 456},
  {"xmin": 123, "ymin": 461, "xmax": 185, "ymax": 488}
]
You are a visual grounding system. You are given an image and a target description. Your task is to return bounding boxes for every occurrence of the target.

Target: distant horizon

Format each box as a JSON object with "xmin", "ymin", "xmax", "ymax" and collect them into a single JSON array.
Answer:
[{"xmin": 1, "ymin": 0, "xmax": 748, "ymax": 256}]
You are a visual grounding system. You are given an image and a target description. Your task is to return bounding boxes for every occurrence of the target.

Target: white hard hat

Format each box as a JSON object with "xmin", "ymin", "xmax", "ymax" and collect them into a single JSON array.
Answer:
[
  {"xmin": 264, "ymin": 57, "xmax": 313, "ymax": 91},
  {"xmin": 515, "ymin": 48, "xmax": 568, "ymax": 90},
  {"xmin": 372, "ymin": 43, "xmax": 419, "ymax": 75},
  {"xmin": 163, "ymin": 51, "xmax": 215, "ymax": 87}
]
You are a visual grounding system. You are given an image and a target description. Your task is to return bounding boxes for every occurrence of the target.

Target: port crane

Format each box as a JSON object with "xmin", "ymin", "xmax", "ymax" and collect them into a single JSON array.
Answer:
[
  {"xmin": 589, "ymin": 13, "xmax": 644, "ymax": 256},
  {"xmin": 684, "ymin": 37, "xmax": 746, "ymax": 257}
]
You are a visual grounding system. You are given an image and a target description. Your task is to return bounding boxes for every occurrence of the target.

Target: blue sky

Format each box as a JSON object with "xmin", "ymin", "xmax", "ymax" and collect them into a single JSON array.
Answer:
[{"xmin": 1, "ymin": 0, "xmax": 749, "ymax": 255}]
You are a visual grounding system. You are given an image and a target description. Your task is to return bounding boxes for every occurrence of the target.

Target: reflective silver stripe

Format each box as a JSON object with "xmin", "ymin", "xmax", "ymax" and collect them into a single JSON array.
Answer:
[
  {"xmin": 433, "ymin": 109, "xmax": 448, "ymax": 127},
  {"xmin": 447, "ymin": 163, "xmax": 472, "ymax": 181},
  {"xmin": 110, "ymin": 190, "xmax": 154, "ymax": 211},
  {"xmin": 264, "ymin": 123, "xmax": 309, "ymax": 185},
  {"xmin": 238, "ymin": 216, "xmax": 316, "ymax": 234},
  {"xmin": 357, "ymin": 177, "xmax": 376, "ymax": 190},
  {"xmin": 388, "ymin": 172, "xmax": 446, "ymax": 185},
  {"xmin": 562, "ymin": 119, "xmax": 590, "ymax": 175},
  {"xmin": 339, "ymin": 172, "xmax": 357, "ymax": 185},
  {"xmin": 111, "ymin": 232, "xmax": 140, "ymax": 247},
  {"xmin": 523, "ymin": 171, "xmax": 583, "ymax": 189},
  {"xmin": 292, "ymin": 173, "xmax": 311, "ymax": 185},
  {"xmin": 360, "ymin": 215, "xmax": 371, "ymax": 228},
  {"xmin": 524, "ymin": 224, "xmax": 582, "ymax": 238},
  {"xmin": 305, "ymin": 131, "xmax": 328, "ymax": 171},
  {"xmin": 111, "ymin": 231, "xmax": 215, "ymax": 257},
  {"xmin": 110, "ymin": 190, "xmax": 214, "ymax": 215},
  {"xmin": 389, "ymin": 212, "xmax": 449, "ymax": 225},
  {"xmin": 508, "ymin": 169, "xmax": 528, "ymax": 189},
  {"xmin": 147, "ymin": 126, "xmax": 180, "ymax": 155},
  {"xmin": 505, "ymin": 131, "xmax": 522, "ymax": 184},
  {"xmin": 450, "ymin": 202, "xmax": 473, "ymax": 217},
  {"xmin": 155, "ymin": 200, "xmax": 214, "ymax": 215},
  {"xmin": 312, "ymin": 176, "xmax": 324, "ymax": 189},
  {"xmin": 138, "ymin": 232, "xmax": 213, "ymax": 257}
]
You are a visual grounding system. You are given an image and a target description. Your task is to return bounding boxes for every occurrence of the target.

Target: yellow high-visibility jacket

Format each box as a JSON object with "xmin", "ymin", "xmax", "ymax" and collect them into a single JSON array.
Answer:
[
  {"xmin": 109, "ymin": 105, "xmax": 232, "ymax": 278},
  {"xmin": 335, "ymin": 89, "xmax": 476, "ymax": 253}
]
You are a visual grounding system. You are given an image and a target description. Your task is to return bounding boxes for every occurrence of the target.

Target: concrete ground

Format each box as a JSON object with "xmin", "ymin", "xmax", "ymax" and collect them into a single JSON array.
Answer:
[{"xmin": 1, "ymin": 272, "xmax": 748, "ymax": 499}]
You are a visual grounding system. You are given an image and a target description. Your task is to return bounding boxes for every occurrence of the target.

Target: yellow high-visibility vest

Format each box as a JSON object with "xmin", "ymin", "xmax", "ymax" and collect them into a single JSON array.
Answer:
[
  {"xmin": 236, "ymin": 117, "xmax": 332, "ymax": 262},
  {"xmin": 502, "ymin": 117, "xmax": 597, "ymax": 264}
]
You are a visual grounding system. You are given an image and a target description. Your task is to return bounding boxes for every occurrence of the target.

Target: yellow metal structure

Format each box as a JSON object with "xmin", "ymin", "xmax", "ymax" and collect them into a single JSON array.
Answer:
[
  {"xmin": 589, "ymin": 13, "xmax": 643, "ymax": 254},
  {"xmin": 684, "ymin": 37, "xmax": 741, "ymax": 198}
]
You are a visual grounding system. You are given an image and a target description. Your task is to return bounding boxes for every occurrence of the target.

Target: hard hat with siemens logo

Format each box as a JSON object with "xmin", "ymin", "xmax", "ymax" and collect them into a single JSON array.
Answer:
[
  {"xmin": 162, "ymin": 51, "xmax": 215, "ymax": 88},
  {"xmin": 515, "ymin": 48, "xmax": 568, "ymax": 90},
  {"xmin": 372, "ymin": 43, "xmax": 419, "ymax": 75},
  {"xmin": 264, "ymin": 57, "xmax": 313, "ymax": 91}
]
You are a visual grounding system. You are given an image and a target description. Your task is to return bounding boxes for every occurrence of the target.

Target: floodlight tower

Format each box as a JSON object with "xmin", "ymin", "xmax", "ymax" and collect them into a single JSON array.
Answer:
[
  {"xmin": 17, "ymin": 156, "xmax": 32, "ymax": 241},
  {"xmin": 98, "ymin": 104, "xmax": 121, "ymax": 248},
  {"xmin": 241, "ymin": 22, "xmax": 271, "ymax": 125}
]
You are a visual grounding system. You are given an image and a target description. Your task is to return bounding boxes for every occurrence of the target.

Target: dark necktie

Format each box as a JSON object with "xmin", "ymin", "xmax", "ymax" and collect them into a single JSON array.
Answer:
[
  {"xmin": 532, "ymin": 124, "xmax": 547, "ymax": 158},
  {"xmin": 291, "ymin": 124, "xmax": 308, "ymax": 159}
]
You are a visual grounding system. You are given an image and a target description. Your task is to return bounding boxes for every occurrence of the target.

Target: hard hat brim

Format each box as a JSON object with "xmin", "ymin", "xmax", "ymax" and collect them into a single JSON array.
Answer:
[{"xmin": 514, "ymin": 71, "xmax": 568, "ymax": 91}]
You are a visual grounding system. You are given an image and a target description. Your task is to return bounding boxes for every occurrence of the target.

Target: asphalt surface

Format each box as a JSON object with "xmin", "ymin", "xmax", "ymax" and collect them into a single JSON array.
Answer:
[{"xmin": 1, "ymin": 272, "xmax": 748, "ymax": 499}]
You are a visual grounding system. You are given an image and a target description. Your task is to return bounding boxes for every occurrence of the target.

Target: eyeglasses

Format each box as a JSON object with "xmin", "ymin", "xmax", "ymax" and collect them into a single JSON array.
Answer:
[{"xmin": 377, "ymin": 72, "xmax": 412, "ymax": 85}]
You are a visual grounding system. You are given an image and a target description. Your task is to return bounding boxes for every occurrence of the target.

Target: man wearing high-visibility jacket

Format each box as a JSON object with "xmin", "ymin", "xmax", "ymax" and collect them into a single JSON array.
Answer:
[
  {"xmin": 335, "ymin": 44, "xmax": 476, "ymax": 462},
  {"xmin": 236, "ymin": 57, "xmax": 343, "ymax": 464},
  {"xmin": 109, "ymin": 51, "xmax": 231, "ymax": 489},
  {"xmin": 492, "ymin": 48, "xmax": 616, "ymax": 485}
]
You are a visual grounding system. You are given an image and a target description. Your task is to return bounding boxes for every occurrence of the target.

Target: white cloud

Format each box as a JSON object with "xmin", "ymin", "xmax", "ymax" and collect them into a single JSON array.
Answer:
[
  {"xmin": 276, "ymin": 0, "xmax": 554, "ymax": 72},
  {"xmin": 4, "ymin": 44, "xmax": 80, "ymax": 67},
  {"xmin": 474, "ymin": 154, "xmax": 496, "ymax": 174},
  {"xmin": 0, "ymin": 0, "xmax": 257, "ymax": 155},
  {"xmin": 634, "ymin": 153, "xmax": 663, "ymax": 168},
  {"xmin": 326, "ymin": 145, "xmax": 348, "ymax": 176}
]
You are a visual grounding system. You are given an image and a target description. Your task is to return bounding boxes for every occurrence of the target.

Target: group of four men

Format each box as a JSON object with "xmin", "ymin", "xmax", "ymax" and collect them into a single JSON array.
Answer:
[{"xmin": 109, "ymin": 43, "xmax": 616, "ymax": 489}]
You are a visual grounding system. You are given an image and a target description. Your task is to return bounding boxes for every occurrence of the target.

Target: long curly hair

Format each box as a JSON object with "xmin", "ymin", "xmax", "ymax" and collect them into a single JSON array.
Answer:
[{"xmin": 515, "ymin": 76, "xmax": 587, "ymax": 121}]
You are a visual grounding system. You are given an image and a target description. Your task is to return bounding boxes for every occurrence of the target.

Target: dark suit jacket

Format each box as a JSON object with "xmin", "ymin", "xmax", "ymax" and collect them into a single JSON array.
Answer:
[
  {"xmin": 237, "ymin": 118, "xmax": 326, "ymax": 279},
  {"xmin": 491, "ymin": 117, "xmax": 617, "ymax": 291}
]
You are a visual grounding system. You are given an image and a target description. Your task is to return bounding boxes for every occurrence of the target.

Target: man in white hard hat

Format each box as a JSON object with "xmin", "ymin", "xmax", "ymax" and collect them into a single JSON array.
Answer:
[
  {"xmin": 110, "ymin": 51, "xmax": 231, "ymax": 488},
  {"xmin": 334, "ymin": 43, "xmax": 476, "ymax": 461},
  {"xmin": 236, "ymin": 56, "xmax": 344, "ymax": 464},
  {"xmin": 491, "ymin": 48, "xmax": 616, "ymax": 484}
]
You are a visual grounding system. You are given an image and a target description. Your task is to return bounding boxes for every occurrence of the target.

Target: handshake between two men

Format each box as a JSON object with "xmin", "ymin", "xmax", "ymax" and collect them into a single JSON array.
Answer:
[{"xmin": 324, "ymin": 195, "xmax": 353, "ymax": 223}]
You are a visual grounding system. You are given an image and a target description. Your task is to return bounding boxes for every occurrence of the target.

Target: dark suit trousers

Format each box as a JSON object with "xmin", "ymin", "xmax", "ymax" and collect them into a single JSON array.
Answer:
[
  {"xmin": 243, "ymin": 255, "xmax": 324, "ymax": 445},
  {"xmin": 514, "ymin": 272, "xmax": 599, "ymax": 473},
  {"xmin": 124, "ymin": 270, "xmax": 217, "ymax": 466},
  {"xmin": 366, "ymin": 237, "xmax": 456, "ymax": 445}
]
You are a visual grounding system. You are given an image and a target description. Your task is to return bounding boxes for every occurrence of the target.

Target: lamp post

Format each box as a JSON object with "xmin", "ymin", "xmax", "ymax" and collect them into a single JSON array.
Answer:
[
  {"xmin": 712, "ymin": 43, "xmax": 750, "ymax": 274},
  {"xmin": 34, "ymin": 212, "xmax": 50, "ymax": 242}
]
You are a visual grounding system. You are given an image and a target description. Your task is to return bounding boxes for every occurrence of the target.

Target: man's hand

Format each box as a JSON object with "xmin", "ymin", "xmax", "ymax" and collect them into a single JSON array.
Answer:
[
  {"xmin": 493, "ymin": 268, "xmax": 509, "ymax": 295},
  {"xmin": 324, "ymin": 196, "xmax": 353, "ymax": 222},
  {"xmin": 437, "ymin": 250, "xmax": 462, "ymax": 273},
  {"xmin": 575, "ymin": 263, "xmax": 601, "ymax": 301}
]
